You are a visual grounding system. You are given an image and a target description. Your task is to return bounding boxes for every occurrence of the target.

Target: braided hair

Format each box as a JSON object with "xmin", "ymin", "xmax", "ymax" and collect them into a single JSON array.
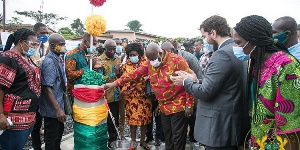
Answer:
[
  {"xmin": 125, "ymin": 43, "xmax": 144, "ymax": 58},
  {"xmin": 4, "ymin": 28, "xmax": 36, "ymax": 51},
  {"xmin": 234, "ymin": 15, "xmax": 288, "ymax": 117}
]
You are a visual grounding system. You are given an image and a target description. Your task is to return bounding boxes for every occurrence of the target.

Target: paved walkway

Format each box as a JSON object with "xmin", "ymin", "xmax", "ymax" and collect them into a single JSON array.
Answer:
[{"xmin": 35, "ymin": 133, "xmax": 205, "ymax": 150}]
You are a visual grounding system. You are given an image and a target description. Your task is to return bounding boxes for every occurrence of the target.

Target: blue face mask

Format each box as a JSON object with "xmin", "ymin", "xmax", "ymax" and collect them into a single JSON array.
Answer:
[
  {"xmin": 203, "ymin": 38, "xmax": 213, "ymax": 52},
  {"xmin": 233, "ymin": 41, "xmax": 256, "ymax": 61},
  {"xmin": 116, "ymin": 46, "xmax": 123, "ymax": 54},
  {"xmin": 288, "ymin": 43, "xmax": 300, "ymax": 60},
  {"xmin": 129, "ymin": 56, "xmax": 139, "ymax": 63},
  {"xmin": 38, "ymin": 35, "xmax": 49, "ymax": 43},
  {"xmin": 22, "ymin": 41, "xmax": 38, "ymax": 56},
  {"xmin": 87, "ymin": 46, "xmax": 96, "ymax": 53},
  {"xmin": 273, "ymin": 30, "xmax": 289, "ymax": 44}
]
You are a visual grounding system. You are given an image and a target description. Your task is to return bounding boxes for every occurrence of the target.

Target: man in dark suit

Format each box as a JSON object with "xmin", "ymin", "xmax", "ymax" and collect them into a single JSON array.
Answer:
[{"xmin": 171, "ymin": 15, "xmax": 250, "ymax": 150}]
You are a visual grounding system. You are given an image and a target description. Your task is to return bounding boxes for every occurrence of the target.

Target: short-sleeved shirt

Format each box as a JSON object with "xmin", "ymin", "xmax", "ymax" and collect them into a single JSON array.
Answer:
[
  {"xmin": 39, "ymin": 51, "xmax": 65, "ymax": 118},
  {"xmin": 0, "ymin": 50, "xmax": 41, "ymax": 130}
]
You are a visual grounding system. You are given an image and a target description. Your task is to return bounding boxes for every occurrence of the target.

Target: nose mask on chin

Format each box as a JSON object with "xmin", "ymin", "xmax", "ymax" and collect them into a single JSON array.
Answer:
[
  {"xmin": 105, "ymin": 51, "xmax": 115, "ymax": 58},
  {"xmin": 150, "ymin": 58, "xmax": 161, "ymax": 67}
]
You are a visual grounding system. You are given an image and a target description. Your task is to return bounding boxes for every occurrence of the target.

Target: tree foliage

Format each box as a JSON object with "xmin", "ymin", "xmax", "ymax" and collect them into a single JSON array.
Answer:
[
  {"xmin": 175, "ymin": 37, "xmax": 185, "ymax": 44},
  {"xmin": 154, "ymin": 37, "xmax": 167, "ymax": 44},
  {"xmin": 126, "ymin": 20, "xmax": 143, "ymax": 32},
  {"xmin": 15, "ymin": 10, "xmax": 67, "ymax": 27},
  {"xmin": 58, "ymin": 27, "xmax": 76, "ymax": 40},
  {"xmin": 7, "ymin": 17, "xmax": 23, "ymax": 29},
  {"xmin": 71, "ymin": 18, "xmax": 85, "ymax": 36}
]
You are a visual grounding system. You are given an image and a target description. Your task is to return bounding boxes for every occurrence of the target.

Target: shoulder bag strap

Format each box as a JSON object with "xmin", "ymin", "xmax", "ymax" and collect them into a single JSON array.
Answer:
[{"xmin": 47, "ymin": 56, "xmax": 66, "ymax": 92}]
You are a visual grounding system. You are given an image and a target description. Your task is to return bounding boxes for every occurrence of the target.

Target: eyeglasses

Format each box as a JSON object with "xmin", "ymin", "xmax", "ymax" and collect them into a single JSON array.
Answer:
[{"xmin": 26, "ymin": 41, "xmax": 41, "ymax": 47}]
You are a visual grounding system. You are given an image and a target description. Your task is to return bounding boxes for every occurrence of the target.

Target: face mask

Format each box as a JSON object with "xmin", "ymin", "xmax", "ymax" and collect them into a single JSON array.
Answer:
[
  {"xmin": 129, "ymin": 56, "xmax": 139, "ymax": 63},
  {"xmin": 288, "ymin": 44, "xmax": 300, "ymax": 60},
  {"xmin": 203, "ymin": 38, "xmax": 213, "ymax": 52},
  {"xmin": 87, "ymin": 46, "xmax": 96, "ymax": 53},
  {"xmin": 273, "ymin": 30, "xmax": 289, "ymax": 43},
  {"xmin": 116, "ymin": 46, "xmax": 123, "ymax": 54},
  {"xmin": 105, "ymin": 51, "xmax": 115, "ymax": 58},
  {"xmin": 38, "ymin": 35, "xmax": 48, "ymax": 43},
  {"xmin": 150, "ymin": 58, "xmax": 161, "ymax": 67},
  {"xmin": 22, "ymin": 41, "xmax": 38, "ymax": 56},
  {"xmin": 55, "ymin": 45, "xmax": 67, "ymax": 54},
  {"xmin": 233, "ymin": 41, "xmax": 256, "ymax": 61}
]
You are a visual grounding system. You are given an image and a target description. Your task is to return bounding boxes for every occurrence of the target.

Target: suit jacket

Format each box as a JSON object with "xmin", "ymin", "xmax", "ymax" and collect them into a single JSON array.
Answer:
[{"xmin": 183, "ymin": 38, "xmax": 250, "ymax": 147}]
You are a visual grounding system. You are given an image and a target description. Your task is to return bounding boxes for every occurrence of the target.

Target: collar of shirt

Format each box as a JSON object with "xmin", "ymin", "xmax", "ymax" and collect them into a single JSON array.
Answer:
[
  {"xmin": 218, "ymin": 38, "xmax": 231, "ymax": 50},
  {"xmin": 160, "ymin": 50, "xmax": 169, "ymax": 65},
  {"xmin": 48, "ymin": 51, "xmax": 62, "ymax": 63},
  {"xmin": 77, "ymin": 46, "xmax": 87, "ymax": 56}
]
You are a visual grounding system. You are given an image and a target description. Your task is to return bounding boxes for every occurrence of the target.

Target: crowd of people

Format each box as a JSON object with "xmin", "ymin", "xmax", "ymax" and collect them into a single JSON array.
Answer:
[{"xmin": 0, "ymin": 14, "xmax": 299, "ymax": 150}]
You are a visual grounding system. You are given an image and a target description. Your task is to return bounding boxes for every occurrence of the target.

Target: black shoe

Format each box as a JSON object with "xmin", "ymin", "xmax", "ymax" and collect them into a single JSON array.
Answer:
[
  {"xmin": 154, "ymin": 139, "xmax": 161, "ymax": 146},
  {"xmin": 145, "ymin": 137, "xmax": 154, "ymax": 143}
]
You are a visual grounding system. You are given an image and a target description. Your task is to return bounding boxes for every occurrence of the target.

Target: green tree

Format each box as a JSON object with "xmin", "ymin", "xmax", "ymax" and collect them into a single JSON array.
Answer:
[
  {"xmin": 175, "ymin": 37, "xmax": 185, "ymax": 44},
  {"xmin": 15, "ymin": 10, "xmax": 67, "ymax": 27},
  {"xmin": 58, "ymin": 27, "xmax": 76, "ymax": 40},
  {"xmin": 71, "ymin": 18, "xmax": 85, "ymax": 36},
  {"xmin": 7, "ymin": 17, "xmax": 23, "ymax": 30},
  {"xmin": 154, "ymin": 37, "xmax": 167, "ymax": 44},
  {"xmin": 126, "ymin": 20, "xmax": 143, "ymax": 32}
]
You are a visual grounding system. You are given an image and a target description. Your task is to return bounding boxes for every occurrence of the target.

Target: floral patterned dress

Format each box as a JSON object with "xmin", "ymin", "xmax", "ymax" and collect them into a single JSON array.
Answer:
[
  {"xmin": 251, "ymin": 51, "xmax": 300, "ymax": 148},
  {"xmin": 121, "ymin": 56, "xmax": 152, "ymax": 126}
]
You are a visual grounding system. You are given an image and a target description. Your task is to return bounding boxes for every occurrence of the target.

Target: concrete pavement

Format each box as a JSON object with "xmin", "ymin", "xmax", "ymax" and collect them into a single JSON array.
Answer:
[{"xmin": 35, "ymin": 132, "xmax": 205, "ymax": 150}]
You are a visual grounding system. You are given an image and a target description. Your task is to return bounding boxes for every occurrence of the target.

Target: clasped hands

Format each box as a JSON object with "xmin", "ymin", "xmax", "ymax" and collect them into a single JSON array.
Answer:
[{"xmin": 170, "ymin": 69, "xmax": 198, "ymax": 86}]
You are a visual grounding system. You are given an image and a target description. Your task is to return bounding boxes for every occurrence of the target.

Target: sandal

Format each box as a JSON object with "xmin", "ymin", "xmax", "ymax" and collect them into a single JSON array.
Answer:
[{"xmin": 140, "ymin": 142, "xmax": 150, "ymax": 150}]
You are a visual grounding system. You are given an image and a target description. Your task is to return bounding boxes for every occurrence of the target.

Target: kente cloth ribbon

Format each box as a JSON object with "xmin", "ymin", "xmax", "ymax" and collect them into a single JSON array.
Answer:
[
  {"xmin": 74, "ymin": 121, "xmax": 107, "ymax": 150},
  {"xmin": 72, "ymin": 87, "xmax": 104, "ymax": 103},
  {"xmin": 73, "ymin": 103, "xmax": 108, "ymax": 126}
]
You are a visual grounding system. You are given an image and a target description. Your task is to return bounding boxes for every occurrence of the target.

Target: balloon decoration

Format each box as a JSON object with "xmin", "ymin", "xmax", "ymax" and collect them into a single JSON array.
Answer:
[
  {"xmin": 89, "ymin": 0, "xmax": 106, "ymax": 7},
  {"xmin": 85, "ymin": 14, "xmax": 107, "ymax": 37}
]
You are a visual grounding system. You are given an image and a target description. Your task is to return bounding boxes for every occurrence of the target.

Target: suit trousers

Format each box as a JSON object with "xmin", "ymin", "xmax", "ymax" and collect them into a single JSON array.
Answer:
[
  {"xmin": 188, "ymin": 108, "xmax": 197, "ymax": 142},
  {"xmin": 107, "ymin": 101, "xmax": 119, "ymax": 143},
  {"xmin": 161, "ymin": 111, "xmax": 188, "ymax": 150},
  {"xmin": 44, "ymin": 117, "xmax": 64, "ymax": 150}
]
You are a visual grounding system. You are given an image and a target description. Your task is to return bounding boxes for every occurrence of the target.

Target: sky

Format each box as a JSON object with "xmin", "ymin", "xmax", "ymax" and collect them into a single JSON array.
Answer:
[{"xmin": 2, "ymin": 0, "xmax": 300, "ymax": 38}]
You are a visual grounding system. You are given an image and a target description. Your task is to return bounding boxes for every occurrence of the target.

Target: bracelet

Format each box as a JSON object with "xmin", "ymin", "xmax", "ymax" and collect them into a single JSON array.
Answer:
[{"xmin": 186, "ymin": 106, "xmax": 192, "ymax": 109}]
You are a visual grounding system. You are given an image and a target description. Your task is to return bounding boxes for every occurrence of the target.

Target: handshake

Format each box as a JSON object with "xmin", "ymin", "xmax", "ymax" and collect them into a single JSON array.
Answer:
[{"xmin": 170, "ymin": 70, "xmax": 198, "ymax": 86}]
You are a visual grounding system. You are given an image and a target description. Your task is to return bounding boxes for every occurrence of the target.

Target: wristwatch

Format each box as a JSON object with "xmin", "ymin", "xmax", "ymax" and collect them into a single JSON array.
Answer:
[{"xmin": 186, "ymin": 106, "xmax": 192, "ymax": 109}]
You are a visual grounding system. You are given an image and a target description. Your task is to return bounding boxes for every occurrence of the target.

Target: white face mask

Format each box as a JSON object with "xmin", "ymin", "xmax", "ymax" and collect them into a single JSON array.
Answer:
[{"xmin": 150, "ymin": 55, "xmax": 161, "ymax": 67}]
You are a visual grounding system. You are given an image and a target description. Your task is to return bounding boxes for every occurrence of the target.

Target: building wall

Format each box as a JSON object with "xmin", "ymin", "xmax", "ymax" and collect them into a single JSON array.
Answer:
[
  {"xmin": 109, "ymin": 32, "xmax": 135, "ymax": 41},
  {"xmin": 135, "ymin": 34, "xmax": 156, "ymax": 41}
]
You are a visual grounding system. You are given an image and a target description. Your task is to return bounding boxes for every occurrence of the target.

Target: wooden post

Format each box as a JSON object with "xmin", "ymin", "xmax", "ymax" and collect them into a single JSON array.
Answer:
[{"xmin": 2, "ymin": 0, "xmax": 6, "ymax": 32}]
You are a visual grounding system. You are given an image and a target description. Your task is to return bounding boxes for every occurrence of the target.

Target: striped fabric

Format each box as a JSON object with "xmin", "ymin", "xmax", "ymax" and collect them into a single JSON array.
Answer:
[{"xmin": 72, "ymin": 84, "xmax": 108, "ymax": 150}]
